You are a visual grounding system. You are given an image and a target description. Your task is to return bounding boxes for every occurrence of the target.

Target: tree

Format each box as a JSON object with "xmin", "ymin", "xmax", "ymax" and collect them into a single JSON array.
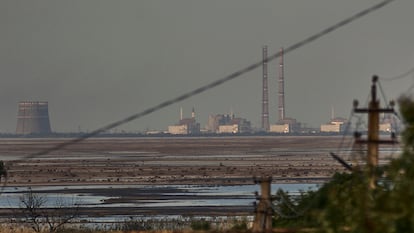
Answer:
[
  {"xmin": 43, "ymin": 196, "xmax": 80, "ymax": 233},
  {"xmin": 18, "ymin": 189, "xmax": 80, "ymax": 233},
  {"xmin": 19, "ymin": 189, "xmax": 46, "ymax": 233},
  {"xmin": 313, "ymin": 96, "xmax": 414, "ymax": 232},
  {"xmin": 271, "ymin": 96, "xmax": 414, "ymax": 233}
]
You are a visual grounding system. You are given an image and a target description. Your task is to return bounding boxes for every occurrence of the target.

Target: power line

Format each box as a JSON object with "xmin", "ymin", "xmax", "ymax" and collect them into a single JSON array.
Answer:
[
  {"xmin": 378, "ymin": 65, "xmax": 414, "ymax": 99},
  {"xmin": 404, "ymin": 82, "xmax": 414, "ymax": 94},
  {"xmin": 379, "ymin": 66, "xmax": 414, "ymax": 81}
]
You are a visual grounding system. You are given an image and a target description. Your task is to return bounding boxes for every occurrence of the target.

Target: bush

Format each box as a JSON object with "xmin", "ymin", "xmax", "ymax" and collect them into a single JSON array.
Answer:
[
  {"xmin": 116, "ymin": 217, "xmax": 152, "ymax": 231},
  {"xmin": 230, "ymin": 220, "xmax": 248, "ymax": 231},
  {"xmin": 190, "ymin": 219, "xmax": 211, "ymax": 231}
]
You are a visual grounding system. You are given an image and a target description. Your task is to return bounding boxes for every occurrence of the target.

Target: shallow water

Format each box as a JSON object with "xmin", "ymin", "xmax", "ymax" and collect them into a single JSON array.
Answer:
[{"xmin": 0, "ymin": 183, "xmax": 318, "ymax": 210}]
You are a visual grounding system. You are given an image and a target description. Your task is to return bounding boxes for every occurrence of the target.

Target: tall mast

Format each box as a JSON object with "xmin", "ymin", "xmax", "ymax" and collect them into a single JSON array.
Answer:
[
  {"xmin": 261, "ymin": 46, "xmax": 270, "ymax": 131},
  {"xmin": 278, "ymin": 47, "xmax": 285, "ymax": 122}
]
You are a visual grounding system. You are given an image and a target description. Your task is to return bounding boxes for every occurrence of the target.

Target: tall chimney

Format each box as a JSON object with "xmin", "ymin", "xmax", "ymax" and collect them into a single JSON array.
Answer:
[
  {"xmin": 278, "ymin": 47, "xmax": 285, "ymax": 122},
  {"xmin": 262, "ymin": 46, "xmax": 270, "ymax": 131},
  {"xmin": 16, "ymin": 101, "xmax": 52, "ymax": 135}
]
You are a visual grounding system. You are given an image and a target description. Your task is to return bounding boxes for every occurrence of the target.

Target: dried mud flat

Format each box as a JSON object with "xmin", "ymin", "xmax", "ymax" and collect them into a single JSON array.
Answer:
[
  {"xmin": 0, "ymin": 136, "xmax": 360, "ymax": 218},
  {"xmin": 0, "ymin": 136, "xmax": 352, "ymax": 186}
]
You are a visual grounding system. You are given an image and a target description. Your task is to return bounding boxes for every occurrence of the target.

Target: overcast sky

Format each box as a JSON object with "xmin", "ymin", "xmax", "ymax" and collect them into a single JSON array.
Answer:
[{"xmin": 1, "ymin": 0, "xmax": 413, "ymax": 133}]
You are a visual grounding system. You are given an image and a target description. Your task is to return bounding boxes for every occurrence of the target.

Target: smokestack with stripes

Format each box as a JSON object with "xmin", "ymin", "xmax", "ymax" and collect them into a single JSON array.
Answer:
[
  {"xmin": 16, "ymin": 101, "xmax": 52, "ymax": 135},
  {"xmin": 278, "ymin": 47, "xmax": 285, "ymax": 122},
  {"xmin": 261, "ymin": 46, "xmax": 270, "ymax": 131}
]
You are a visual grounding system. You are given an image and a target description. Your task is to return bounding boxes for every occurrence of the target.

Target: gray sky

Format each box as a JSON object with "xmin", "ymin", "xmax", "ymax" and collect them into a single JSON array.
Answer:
[{"xmin": 1, "ymin": 0, "xmax": 413, "ymax": 133}]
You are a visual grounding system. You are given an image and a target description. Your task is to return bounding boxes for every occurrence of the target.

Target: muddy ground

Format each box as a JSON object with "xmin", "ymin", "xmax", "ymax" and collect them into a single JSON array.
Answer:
[
  {"xmin": 0, "ymin": 136, "xmax": 356, "ymax": 186},
  {"xmin": 0, "ymin": 136, "xmax": 397, "ymax": 218}
]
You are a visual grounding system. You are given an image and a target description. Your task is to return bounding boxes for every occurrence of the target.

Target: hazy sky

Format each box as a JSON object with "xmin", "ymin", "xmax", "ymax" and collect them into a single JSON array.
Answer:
[{"xmin": 1, "ymin": 0, "xmax": 413, "ymax": 133}]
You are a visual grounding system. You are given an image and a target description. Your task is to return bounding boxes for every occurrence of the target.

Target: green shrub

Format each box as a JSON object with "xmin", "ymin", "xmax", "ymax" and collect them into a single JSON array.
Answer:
[
  {"xmin": 190, "ymin": 219, "xmax": 211, "ymax": 231},
  {"xmin": 230, "ymin": 220, "xmax": 248, "ymax": 231}
]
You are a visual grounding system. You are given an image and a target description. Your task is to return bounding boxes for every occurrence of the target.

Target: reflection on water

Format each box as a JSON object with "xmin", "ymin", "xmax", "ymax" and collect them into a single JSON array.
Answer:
[
  {"xmin": 0, "ymin": 192, "xmax": 106, "ymax": 209},
  {"xmin": 0, "ymin": 183, "xmax": 318, "ymax": 209}
]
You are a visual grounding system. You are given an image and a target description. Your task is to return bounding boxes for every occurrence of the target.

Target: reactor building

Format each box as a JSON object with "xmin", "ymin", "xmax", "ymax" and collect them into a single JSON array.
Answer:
[
  {"xmin": 168, "ymin": 107, "xmax": 200, "ymax": 135},
  {"xmin": 207, "ymin": 113, "xmax": 251, "ymax": 134},
  {"xmin": 320, "ymin": 117, "xmax": 349, "ymax": 133},
  {"xmin": 16, "ymin": 101, "xmax": 52, "ymax": 135}
]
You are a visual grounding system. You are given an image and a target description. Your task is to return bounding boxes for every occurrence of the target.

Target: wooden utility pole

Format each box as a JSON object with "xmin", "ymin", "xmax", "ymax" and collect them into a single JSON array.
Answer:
[
  {"xmin": 354, "ymin": 76, "xmax": 396, "ymax": 188},
  {"xmin": 252, "ymin": 176, "xmax": 273, "ymax": 233}
]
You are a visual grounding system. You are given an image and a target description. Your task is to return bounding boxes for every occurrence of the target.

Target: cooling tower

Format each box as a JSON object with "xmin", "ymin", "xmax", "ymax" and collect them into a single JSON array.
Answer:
[{"xmin": 16, "ymin": 101, "xmax": 52, "ymax": 135}]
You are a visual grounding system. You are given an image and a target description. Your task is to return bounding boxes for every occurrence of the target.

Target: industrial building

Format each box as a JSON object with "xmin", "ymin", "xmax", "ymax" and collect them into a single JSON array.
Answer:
[
  {"xmin": 168, "ymin": 108, "xmax": 200, "ymax": 135},
  {"xmin": 207, "ymin": 114, "xmax": 251, "ymax": 134},
  {"xmin": 218, "ymin": 124, "xmax": 239, "ymax": 134},
  {"xmin": 269, "ymin": 124, "xmax": 289, "ymax": 133},
  {"xmin": 320, "ymin": 117, "xmax": 348, "ymax": 133},
  {"xmin": 379, "ymin": 114, "xmax": 397, "ymax": 133},
  {"xmin": 320, "ymin": 113, "xmax": 396, "ymax": 134},
  {"xmin": 379, "ymin": 122, "xmax": 392, "ymax": 132},
  {"xmin": 16, "ymin": 101, "xmax": 52, "ymax": 135},
  {"xmin": 270, "ymin": 118, "xmax": 301, "ymax": 133}
]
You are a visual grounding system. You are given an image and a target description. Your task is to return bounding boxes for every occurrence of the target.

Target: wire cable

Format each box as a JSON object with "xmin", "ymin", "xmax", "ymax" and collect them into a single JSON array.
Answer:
[
  {"xmin": 403, "ymin": 81, "xmax": 414, "ymax": 94},
  {"xmin": 379, "ymin": 66, "xmax": 414, "ymax": 81},
  {"xmin": 335, "ymin": 110, "xmax": 355, "ymax": 155},
  {"xmin": 377, "ymin": 80, "xmax": 391, "ymax": 108}
]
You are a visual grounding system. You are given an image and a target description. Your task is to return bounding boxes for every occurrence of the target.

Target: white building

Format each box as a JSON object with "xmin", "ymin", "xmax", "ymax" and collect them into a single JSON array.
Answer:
[
  {"xmin": 269, "ymin": 124, "xmax": 290, "ymax": 133},
  {"xmin": 379, "ymin": 122, "xmax": 392, "ymax": 132},
  {"xmin": 269, "ymin": 118, "xmax": 300, "ymax": 133},
  {"xmin": 168, "ymin": 125, "xmax": 188, "ymax": 135},
  {"xmin": 218, "ymin": 124, "xmax": 239, "ymax": 134},
  {"xmin": 320, "ymin": 117, "xmax": 348, "ymax": 133},
  {"xmin": 320, "ymin": 124, "xmax": 344, "ymax": 133}
]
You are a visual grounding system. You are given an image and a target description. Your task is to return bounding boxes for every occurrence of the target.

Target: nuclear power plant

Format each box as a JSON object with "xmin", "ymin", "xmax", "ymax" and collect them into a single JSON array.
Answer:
[{"xmin": 16, "ymin": 101, "xmax": 52, "ymax": 135}]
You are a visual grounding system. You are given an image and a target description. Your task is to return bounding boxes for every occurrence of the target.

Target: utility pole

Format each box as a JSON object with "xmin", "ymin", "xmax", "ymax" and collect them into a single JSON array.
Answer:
[
  {"xmin": 353, "ymin": 76, "xmax": 396, "ymax": 189},
  {"xmin": 252, "ymin": 176, "xmax": 273, "ymax": 233}
]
